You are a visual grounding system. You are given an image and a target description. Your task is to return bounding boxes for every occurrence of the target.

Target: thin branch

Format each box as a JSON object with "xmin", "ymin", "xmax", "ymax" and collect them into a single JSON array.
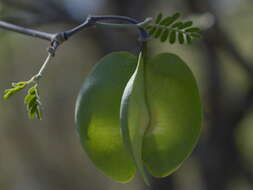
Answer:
[
  {"xmin": 0, "ymin": 15, "xmax": 150, "ymax": 84},
  {"xmin": 63, "ymin": 15, "xmax": 149, "ymax": 41},
  {"xmin": 0, "ymin": 20, "xmax": 54, "ymax": 41},
  {"xmin": 0, "ymin": 15, "xmax": 150, "ymax": 49}
]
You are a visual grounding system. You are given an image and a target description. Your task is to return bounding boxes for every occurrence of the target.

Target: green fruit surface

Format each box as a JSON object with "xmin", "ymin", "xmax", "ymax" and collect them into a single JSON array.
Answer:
[
  {"xmin": 75, "ymin": 51, "xmax": 202, "ymax": 183},
  {"xmin": 142, "ymin": 53, "xmax": 202, "ymax": 177},
  {"xmin": 75, "ymin": 52, "xmax": 137, "ymax": 182},
  {"xmin": 120, "ymin": 53, "xmax": 150, "ymax": 184}
]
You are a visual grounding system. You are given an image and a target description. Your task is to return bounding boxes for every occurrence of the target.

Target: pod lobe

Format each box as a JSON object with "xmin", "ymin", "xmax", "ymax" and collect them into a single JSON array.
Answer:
[{"xmin": 75, "ymin": 52, "xmax": 137, "ymax": 182}]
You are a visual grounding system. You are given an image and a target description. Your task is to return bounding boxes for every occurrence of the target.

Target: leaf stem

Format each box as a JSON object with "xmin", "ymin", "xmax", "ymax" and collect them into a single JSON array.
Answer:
[
  {"xmin": 149, "ymin": 24, "xmax": 193, "ymax": 35},
  {"xmin": 35, "ymin": 53, "xmax": 53, "ymax": 80},
  {"xmin": 95, "ymin": 17, "xmax": 152, "ymax": 28}
]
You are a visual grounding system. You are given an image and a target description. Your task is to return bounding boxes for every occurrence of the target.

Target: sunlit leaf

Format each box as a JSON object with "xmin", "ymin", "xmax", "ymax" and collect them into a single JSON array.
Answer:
[
  {"xmin": 160, "ymin": 29, "xmax": 169, "ymax": 42},
  {"xmin": 169, "ymin": 30, "xmax": 176, "ymax": 44},
  {"xmin": 178, "ymin": 32, "xmax": 185, "ymax": 44}
]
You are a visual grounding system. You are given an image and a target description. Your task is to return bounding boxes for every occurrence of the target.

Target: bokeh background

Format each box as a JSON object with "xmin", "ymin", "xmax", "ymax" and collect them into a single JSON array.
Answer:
[{"xmin": 0, "ymin": 0, "xmax": 253, "ymax": 190}]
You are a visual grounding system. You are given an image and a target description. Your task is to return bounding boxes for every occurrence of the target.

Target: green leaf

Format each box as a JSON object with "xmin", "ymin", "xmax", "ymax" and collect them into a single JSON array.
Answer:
[
  {"xmin": 178, "ymin": 32, "xmax": 185, "ymax": 44},
  {"xmin": 155, "ymin": 13, "xmax": 163, "ymax": 24},
  {"xmin": 182, "ymin": 21, "xmax": 193, "ymax": 28},
  {"xmin": 160, "ymin": 29, "xmax": 169, "ymax": 42},
  {"xmin": 145, "ymin": 12, "xmax": 200, "ymax": 45},
  {"xmin": 28, "ymin": 86, "xmax": 36, "ymax": 95},
  {"xmin": 185, "ymin": 27, "xmax": 201, "ymax": 33},
  {"xmin": 149, "ymin": 26, "xmax": 157, "ymax": 35},
  {"xmin": 24, "ymin": 85, "xmax": 42, "ymax": 120},
  {"xmin": 160, "ymin": 12, "xmax": 181, "ymax": 26},
  {"xmin": 3, "ymin": 81, "xmax": 29, "ymax": 99},
  {"xmin": 27, "ymin": 98, "xmax": 37, "ymax": 109},
  {"xmin": 172, "ymin": 12, "xmax": 181, "ymax": 20},
  {"xmin": 24, "ymin": 93, "xmax": 35, "ymax": 104},
  {"xmin": 3, "ymin": 89, "xmax": 15, "ymax": 99},
  {"xmin": 4, "ymin": 79, "xmax": 43, "ymax": 120},
  {"xmin": 172, "ymin": 21, "xmax": 183, "ymax": 28},
  {"xmin": 30, "ymin": 104, "xmax": 37, "ymax": 115},
  {"xmin": 145, "ymin": 25, "xmax": 152, "ymax": 30},
  {"xmin": 191, "ymin": 33, "xmax": 201, "ymax": 38},
  {"xmin": 160, "ymin": 16, "xmax": 172, "ymax": 25},
  {"xmin": 28, "ymin": 110, "xmax": 35, "ymax": 119},
  {"xmin": 75, "ymin": 52, "xmax": 137, "ymax": 182},
  {"xmin": 186, "ymin": 35, "xmax": 192, "ymax": 44},
  {"xmin": 154, "ymin": 28, "xmax": 163, "ymax": 38},
  {"xmin": 165, "ymin": 12, "xmax": 180, "ymax": 26},
  {"xmin": 36, "ymin": 109, "xmax": 42, "ymax": 120},
  {"xmin": 120, "ymin": 52, "xmax": 150, "ymax": 185},
  {"xmin": 169, "ymin": 30, "xmax": 176, "ymax": 44}
]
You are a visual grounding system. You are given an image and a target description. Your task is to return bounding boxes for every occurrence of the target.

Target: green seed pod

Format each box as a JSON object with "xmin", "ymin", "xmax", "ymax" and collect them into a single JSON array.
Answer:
[
  {"xmin": 121, "ymin": 52, "xmax": 202, "ymax": 179},
  {"xmin": 75, "ymin": 51, "xmax": 202, "ymax": 184},
  {"xmin": 75, "ymin": 52, "xmax": 137, "ymax": 182},
  {"xmin": 120, "ymin": 52, "xmax": 150, "ymax": 184}
]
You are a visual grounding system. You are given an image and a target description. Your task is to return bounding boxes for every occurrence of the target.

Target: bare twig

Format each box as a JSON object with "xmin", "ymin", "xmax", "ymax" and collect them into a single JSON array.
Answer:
[
  {"xmin": 63, "ymin": 15, "xmax": 149, "ymax": 41},
  {"xmin": 0, "ymin": 14, "xmax": 150, "ymax": 87},
  {"xmin": 0, "ymin": 15, "xmax": 150, "ymax": 56},
  {"xmin": 0, "ymin": 20, "xmax": 54, "ymax": 41}
]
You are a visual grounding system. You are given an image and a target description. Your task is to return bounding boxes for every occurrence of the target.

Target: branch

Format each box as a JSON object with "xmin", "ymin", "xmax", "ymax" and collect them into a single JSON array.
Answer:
[
  {"xmin": 0, "ymin": 15, "xmax": 150, "ymax": 56},
  {"xmin": 0, "ymin": 15, "xmax": 150, "ymax": 44},
  {"xmin": 1, "ymin": 14, "xmax": 150, "ymax": 120},
  {"xmin": 63, "ymin": 15, "xmax": 150, "ymax": 41},
  {"xmin": 0, "ymin": 20, "xmax": 54, "ymax": 41}
]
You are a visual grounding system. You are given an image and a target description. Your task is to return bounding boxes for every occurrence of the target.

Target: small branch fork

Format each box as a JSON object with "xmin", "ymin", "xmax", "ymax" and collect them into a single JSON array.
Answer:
[
  {"xmin": 0, "ymin": 15, "xmax": 151, "ymax": 82},
  {"xmin": 1, "ymin": 15, "xmax": 151, "ymax": 119},
  {"xmin": 0, "ymin": 15, "xmax": 151, "ymax": 54}
]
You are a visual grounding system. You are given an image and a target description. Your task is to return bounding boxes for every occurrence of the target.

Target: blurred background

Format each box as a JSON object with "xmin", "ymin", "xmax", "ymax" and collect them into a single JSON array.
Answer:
[{"xmin": 0, "ymin": 0, "xmax": 253, "ymax": 190}]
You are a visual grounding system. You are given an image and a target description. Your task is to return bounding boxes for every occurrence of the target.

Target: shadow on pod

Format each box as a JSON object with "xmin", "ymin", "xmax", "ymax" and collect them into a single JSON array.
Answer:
[{"xmin": 75, "ymin": 51, "xmax": 202, "ymax": 184}]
